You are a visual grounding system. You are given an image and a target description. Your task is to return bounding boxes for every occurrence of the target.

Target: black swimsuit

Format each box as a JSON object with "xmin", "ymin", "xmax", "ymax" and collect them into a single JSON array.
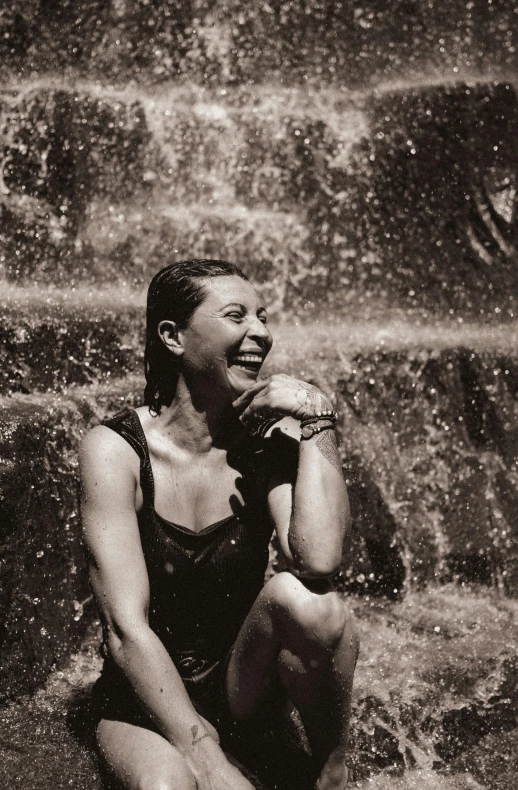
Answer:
[{"xmin": 93, "ymin": 407, "xmax": 296, "ymax": 731}]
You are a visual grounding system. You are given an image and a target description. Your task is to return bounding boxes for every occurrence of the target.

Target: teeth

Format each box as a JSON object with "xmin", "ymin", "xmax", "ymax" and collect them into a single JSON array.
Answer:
[{"xmin": 233, "ymin": 354, "xmax": 262, "ymax": 363}]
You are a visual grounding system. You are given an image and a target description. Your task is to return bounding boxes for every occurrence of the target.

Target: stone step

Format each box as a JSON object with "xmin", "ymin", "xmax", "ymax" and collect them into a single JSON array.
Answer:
[
  {"xmin": 0, "ymin": 289, "xmax": 144, "ymax": 395},
  {"xmin": 349, "ymin": 586, "xmax": 518, "ymax": 784},
  {"xmin": 0, "ymin": 84, "xmax": 364, "ymax": 260},
  {"xmin": 81, "ymin": 202, "xmax": 312, "ymax": 304},
  {"xmin": 5, "ymin": 282, "xmax": 518, "ymax": 396},
  {"xmin": 336, "ymin": 345, "xmax": 518, "ymax": 596},
  {"xmin": 341, "ymin": 81, "xmax": 518, "ymax": 315},
  {"xmin": 3, "ymin": 339, "xmax": 518, "ymax": 700},
  {"xmin": 2, "ymin": 81, "xmax": 517, "ymax": 317},
  {"xmin": 1, "ymin": 3, "xmax": 516, "ymax": 86}
]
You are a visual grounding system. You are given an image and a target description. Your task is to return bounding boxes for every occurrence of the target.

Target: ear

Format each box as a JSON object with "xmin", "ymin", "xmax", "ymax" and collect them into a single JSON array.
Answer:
[{"xmin": 158, "ymin": 320, "xmax": 184, "ymax": 359}]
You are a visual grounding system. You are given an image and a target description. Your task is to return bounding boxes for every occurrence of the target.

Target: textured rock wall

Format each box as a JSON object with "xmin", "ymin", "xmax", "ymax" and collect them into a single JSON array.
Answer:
[
  {"xmin": 1, "ymin": 81, "xmax": 516, "ymax": 317},
  {"xmin": 2, "ymin": 1, "xmax": 517, "ymax": 86},
  {"xmin": 0, "ymin": 303, "xmax": 143, "ymax": 394},
  {"xmin": 350, "ymin": 587, "xmax": 518, "ymax": 778},
  {"xmin": 4, "ymin": 328, "xmax": 518, "ymax": 699},
  {"xmin": 0, "ymin": 382, "xmax": 141, "ymax": 701},
  {"xmin": 337, "ymin": 348, "xmax": 518, "ymax": 597},
  {"xmin": 333, "ymin": 82, "xmax": 518, "ymax": 315},
  {"xmin": 0, "ymin": 88, "xmax": 150, "ymax": 280}
]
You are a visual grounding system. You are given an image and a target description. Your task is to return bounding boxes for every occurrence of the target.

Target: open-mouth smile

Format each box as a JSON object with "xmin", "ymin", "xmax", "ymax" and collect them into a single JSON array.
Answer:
[{"xmin": 229, "ymin": 352, "xmax": 264, "ymax": 374}]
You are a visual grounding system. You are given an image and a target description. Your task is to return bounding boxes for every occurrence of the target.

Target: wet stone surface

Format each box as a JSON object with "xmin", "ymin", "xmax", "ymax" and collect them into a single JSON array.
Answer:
[
  {"xmin": 0, "ymin": 380, "xmax": 142, "ymax": 702},
  {"xmin": 325, "ymin": 348, "xmax": 518, "ymax": 597},
  {"xmin": 0, "ymin": 305, "xmax": 143, "ymax": 395},
  {"xmin": 2, "ymin": 1, "xmax": 517, "ymax": 86},
  {"xmin": 350, "ymin": 586, "xmax": 518, "ymax": 781},
  {"xmin": 1, "ymin": 80, "xmax": 516, "ymax": 319},
  {"xmin": 5, "ymin": 341, "xmax": 518, "ymax": 700}
]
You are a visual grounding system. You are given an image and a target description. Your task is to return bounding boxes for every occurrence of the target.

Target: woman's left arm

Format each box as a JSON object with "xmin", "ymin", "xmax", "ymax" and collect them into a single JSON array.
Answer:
[{"xmin": 235, "ymin": 374, "xmax": 351, "ymax": 578}]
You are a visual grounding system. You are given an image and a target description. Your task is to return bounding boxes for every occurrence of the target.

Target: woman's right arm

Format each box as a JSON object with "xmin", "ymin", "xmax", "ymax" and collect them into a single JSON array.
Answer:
[{"xmin": 79, "ymin": 426, "xmax": 253, "ymax": 789}]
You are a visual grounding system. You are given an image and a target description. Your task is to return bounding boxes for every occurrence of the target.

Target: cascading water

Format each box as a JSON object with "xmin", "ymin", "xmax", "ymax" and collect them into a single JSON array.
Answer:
[{"xmin": 2, "ymin": 2, "xmax": 518, "ymax": 789}]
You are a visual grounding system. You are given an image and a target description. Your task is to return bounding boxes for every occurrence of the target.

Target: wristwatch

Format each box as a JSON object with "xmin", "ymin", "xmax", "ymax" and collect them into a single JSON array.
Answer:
[{"xmin": 300, "ymin": 420, "xmax": 335, "ymax": 440}]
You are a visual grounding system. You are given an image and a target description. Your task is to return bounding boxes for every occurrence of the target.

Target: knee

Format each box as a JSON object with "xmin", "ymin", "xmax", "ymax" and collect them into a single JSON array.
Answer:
[{"xmin": 266, "ymin": 571, "xmax": 352, "ymax": 650}]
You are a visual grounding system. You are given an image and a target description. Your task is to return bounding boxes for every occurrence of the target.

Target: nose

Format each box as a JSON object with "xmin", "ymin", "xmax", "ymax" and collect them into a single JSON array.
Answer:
[{"xmin": 246, "ymin": 316, "xmax": 272, "ymax": 346}]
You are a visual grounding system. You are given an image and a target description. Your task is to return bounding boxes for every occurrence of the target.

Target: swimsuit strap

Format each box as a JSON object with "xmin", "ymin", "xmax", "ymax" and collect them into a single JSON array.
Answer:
[{"xmin": 101, "ymin": 408, "xmax": 155, "ymax": 508}]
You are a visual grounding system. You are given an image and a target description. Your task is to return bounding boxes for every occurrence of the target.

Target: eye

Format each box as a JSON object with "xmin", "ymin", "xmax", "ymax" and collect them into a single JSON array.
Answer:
[
  {"xmin": 226, "ymin": 311, "xmax": 244, "ymax": 321},
  {"xmin": 258, "ymin": 313, "xmax": 268, "ymax": 324}
]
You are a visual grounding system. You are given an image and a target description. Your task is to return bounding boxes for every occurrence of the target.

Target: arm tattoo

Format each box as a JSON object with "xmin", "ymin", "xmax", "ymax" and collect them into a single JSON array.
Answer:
[
  {"xmin": 191, "ymin": 724, "xmax": 211, "ymax": 747},
  {"xmin": 289, "ymin": 381, "xmax": 331, "ymax": 413},
  {"xmin": 315, "ymin": 430, "xmax": 343, "ymax": 473}
]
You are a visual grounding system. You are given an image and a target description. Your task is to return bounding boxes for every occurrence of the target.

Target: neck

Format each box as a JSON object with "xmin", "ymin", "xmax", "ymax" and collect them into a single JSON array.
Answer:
[{"xmin": 156, "ymin": 376, "xmax": 241, "ymax": 454}]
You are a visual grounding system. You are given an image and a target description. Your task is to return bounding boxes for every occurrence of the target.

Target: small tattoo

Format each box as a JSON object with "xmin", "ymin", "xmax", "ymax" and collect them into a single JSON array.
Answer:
[
  {"xmin": 290, "ymin": 381, "xmax": 330, "ymax": 413},
  {"xmin": 315, "ymin": 430, "xmax": 342, "ymax": 473},
  {"xmin": 191, "ymin": 724, "xmax": 211, "ymax": 747}
]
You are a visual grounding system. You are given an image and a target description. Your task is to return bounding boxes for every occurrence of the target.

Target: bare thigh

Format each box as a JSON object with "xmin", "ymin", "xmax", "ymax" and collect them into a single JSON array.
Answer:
[
  {"xmin": 224, "ymin": 574, "xmax": 296, "ymax": 721},
  {"xmin": 97, "ymin": 717, "xmax": 196, "ymax": 790},
  {"xmin": 224, "ymin": 572, "xmax": 348, "ymax": 723}
]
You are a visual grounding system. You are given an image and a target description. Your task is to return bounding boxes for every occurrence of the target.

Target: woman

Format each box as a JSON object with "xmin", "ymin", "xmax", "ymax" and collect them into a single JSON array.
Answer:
[{"xmin": 80, "ymin": 259, "xmax": 358, "ymax": 790}]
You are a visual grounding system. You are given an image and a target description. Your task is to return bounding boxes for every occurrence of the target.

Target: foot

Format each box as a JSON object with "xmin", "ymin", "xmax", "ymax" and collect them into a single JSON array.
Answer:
[{"xmin": 315, "ymin": 761, "xmax": 348, "ymax": 790}]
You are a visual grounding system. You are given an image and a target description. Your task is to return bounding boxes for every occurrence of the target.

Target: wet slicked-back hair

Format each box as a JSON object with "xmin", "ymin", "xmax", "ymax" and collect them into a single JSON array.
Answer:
[{"xmin": 144, "ymin": 259, "xmax": 249, "ymax": 415}]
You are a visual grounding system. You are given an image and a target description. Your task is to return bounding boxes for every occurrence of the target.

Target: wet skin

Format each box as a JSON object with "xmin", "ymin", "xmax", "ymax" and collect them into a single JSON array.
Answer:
[
  {"xmin": 81, "ymin": 274, "xmax": 357, "ymax": 790},
  {"xmin": 158, "ymin": 275, "xmax": 273, "ymax": 402}
]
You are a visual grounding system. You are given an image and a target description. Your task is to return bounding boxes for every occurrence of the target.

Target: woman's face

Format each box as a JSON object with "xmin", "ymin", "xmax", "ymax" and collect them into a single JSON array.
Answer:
[{"xmin": 178, "ymin": 275, "xmax": 273, "ymax": 396}]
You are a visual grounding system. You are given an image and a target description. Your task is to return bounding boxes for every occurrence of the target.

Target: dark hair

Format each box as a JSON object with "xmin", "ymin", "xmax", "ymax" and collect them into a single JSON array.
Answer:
[{"xmin": 144, "ymin": 259, "xmax": 249, "ymax": 415}]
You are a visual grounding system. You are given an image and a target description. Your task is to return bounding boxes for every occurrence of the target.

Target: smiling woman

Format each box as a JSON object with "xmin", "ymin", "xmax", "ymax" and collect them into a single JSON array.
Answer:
[
  {"xmin": 142, "ymin": 261, "xmax": 270, "ymax": 416},
  {"xmin": 79, "ymin": 259, "xmax": 359, "ymax": 790}
]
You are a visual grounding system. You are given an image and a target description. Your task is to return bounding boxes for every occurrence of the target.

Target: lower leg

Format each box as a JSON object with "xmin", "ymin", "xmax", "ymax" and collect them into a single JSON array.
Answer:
[
  {"xmin": 277, "ymin": 605, "xmax": 359, "ymax": 789},
  {"xmin": 226, "ymin": 572, "xmax": 359, "ymax": 789}
]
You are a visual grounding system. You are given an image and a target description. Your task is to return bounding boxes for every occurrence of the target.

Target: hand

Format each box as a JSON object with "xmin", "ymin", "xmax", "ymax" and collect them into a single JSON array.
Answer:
[
  {"xmin": 233, "ymin": 373, "xmax": 333, "ymax": 426},
  {"xmin": 184, "ymin": 735, "xmax": 255, "ymax": 790},
  {"xmin": 315, "ymin": 760, "xmax": 349, "ymax": 789}
]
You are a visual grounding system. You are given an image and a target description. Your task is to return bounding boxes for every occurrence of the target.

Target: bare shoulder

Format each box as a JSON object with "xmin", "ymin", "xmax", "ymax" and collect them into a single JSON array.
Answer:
[
  {"xmin": 79, "ymin": 424, "xmax": 139, "ymax": 488},
  {"xmin": 81, "ymin": 424, "xmax": 130, "ymax": 462},
  {"xmin": 133, "ymin": 404, "xmax": 153, "ymax": 425}
]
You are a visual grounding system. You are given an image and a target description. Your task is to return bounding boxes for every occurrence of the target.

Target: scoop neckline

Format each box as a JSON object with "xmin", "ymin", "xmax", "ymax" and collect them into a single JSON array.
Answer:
[
  {"xmin": 128, "ymin": 407, "xmax": 247, "ymax": 536},
  {"xmin": 154, "ymin": 509, "xmax": 241, "ymax": 536}
]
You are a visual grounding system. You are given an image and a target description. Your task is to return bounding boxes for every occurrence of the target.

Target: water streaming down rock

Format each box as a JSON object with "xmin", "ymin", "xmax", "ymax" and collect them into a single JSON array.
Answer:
[
  {"xmin": 1, "ymin": 79, "xmax": 517, "ymax": 314},
  {"xmin": 2, "ymin": 1, "xmax": 518, "ymax": 86},
  {"xmin": 2, "ymin": 3, "xmax": 518, "ymax": 788}
]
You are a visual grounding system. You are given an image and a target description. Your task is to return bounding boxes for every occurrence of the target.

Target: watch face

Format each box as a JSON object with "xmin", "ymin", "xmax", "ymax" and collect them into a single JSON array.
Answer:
[{"xmin": 301, "ymin": 424, "xmax": 314, "ymax": 439}]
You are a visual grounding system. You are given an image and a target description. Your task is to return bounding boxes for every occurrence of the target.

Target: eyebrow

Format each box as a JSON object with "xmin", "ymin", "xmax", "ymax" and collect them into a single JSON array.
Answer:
[{"xmin": 222, "ymin": 302, "xmax": 267, "ymax": 314}]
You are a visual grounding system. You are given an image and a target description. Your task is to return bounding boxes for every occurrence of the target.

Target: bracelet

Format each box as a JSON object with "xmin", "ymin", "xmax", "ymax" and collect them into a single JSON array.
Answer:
[
  {"xmin": 300, "ymin": 410, "xmax": 338, "ymax": 428},
  {"xmin": 300, "ymin": 421, "xmax": 335, "ymax": 440}
]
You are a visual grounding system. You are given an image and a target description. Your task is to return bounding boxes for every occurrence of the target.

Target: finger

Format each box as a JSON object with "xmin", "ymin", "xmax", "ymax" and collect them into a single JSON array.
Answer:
[
  {"xmin": 233, "ymin": 388, "xmax": 267, "ymax": 418},
  {"xmin": 232, "ymin": 379, "xmax": 269, "ymax": 412},
  {"xmin": 240, "ymin": 399, "xmax": 273, "ymax": 424}
]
